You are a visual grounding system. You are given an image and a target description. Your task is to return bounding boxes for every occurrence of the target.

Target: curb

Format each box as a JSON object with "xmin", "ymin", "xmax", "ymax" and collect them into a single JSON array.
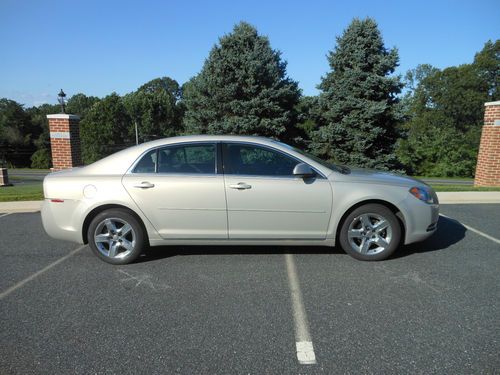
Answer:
[
  {"xmin": 0, "ymin": 201, "xmax": 43, "ymax": 213},
  {"xmin": 436, "ymin": 192, "xmax": 500, "ymax": 204}
]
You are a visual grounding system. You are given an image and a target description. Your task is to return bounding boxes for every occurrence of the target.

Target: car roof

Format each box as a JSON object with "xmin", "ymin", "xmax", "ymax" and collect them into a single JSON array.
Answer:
[{"xmin": 74, "ymin": 135, "xmax": 334, "ymax": 177}]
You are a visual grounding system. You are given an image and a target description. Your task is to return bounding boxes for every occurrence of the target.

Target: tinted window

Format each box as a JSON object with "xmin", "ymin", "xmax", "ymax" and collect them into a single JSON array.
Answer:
[
  {"xmin": 223, "ymin": 143, "xmax": 298, "ymax": 176},
  {"xmin": 133, "ymin": 149, "xmax": 157, "ymax": 173},
  {"xmin": 157, "ymin": 144, "xmax": 216, "ymax": 174}
]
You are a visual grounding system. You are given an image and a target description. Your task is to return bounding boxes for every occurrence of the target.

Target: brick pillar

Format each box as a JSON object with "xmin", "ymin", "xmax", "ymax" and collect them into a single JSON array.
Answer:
[
  {"xmin": 46, "ymin": 114, "xmax": 82, "ymax": 171},
  {"xmin": 474, "ymin": 101, "xmax": 500, "ymax": 187}
]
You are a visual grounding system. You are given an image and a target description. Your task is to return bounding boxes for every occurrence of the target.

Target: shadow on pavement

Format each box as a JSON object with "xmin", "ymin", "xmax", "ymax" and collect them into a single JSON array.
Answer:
[
  {"xmin": 395, "ymin": 215, "xmax": 466, "ymax": 258},
  {"xmin": 136, "ymin": 215, "xmax": 466, "ymax": 264}
]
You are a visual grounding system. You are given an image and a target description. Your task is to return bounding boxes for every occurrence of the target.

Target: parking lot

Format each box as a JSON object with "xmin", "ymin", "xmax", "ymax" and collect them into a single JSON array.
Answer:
[{"xmin": 0, "ymin": 204, "xmax": 499, "ymax": 374}]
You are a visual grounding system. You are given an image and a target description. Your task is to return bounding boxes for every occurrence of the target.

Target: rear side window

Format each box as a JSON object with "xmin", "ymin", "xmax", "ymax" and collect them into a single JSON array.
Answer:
[
  {"xmin": 158, "ymin": 144, "xmax": 216, "ymax": 174},
  {"xmin": 133, "ymin": 149, "xmax": 157, "ymax": 173}
]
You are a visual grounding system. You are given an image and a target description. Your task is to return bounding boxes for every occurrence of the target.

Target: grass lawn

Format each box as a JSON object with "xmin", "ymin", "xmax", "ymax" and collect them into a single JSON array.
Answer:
[
  {"xmin": 0, "ymin": 182, "xmax": 43, "ymax": 202},
  {"xmin": 412, "ymin": 176, "xmax": 474, "ymax": 181}
]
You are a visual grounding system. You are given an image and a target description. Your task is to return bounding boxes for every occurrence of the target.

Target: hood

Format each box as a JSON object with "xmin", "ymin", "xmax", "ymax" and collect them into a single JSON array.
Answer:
[{"xmin": 332, "ymin": 167, "xmax": 427, "ymax": 188}]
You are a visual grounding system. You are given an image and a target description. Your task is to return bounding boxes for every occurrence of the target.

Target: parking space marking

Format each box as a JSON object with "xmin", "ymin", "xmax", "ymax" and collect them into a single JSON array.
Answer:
[
  {"xmin": 0, "ymin": 245, "xmax": 87, "ymax": 300},
  {"xmin": 440, "ymin": 214, "xmax": 500, "ymax": 245},
  {"xmin": 0, "ymin": 213, "xmax": 12, "ymax": 218},
  {"xmin": 285, "ymin": 253, "xmax": 317, "ymax": 365}
]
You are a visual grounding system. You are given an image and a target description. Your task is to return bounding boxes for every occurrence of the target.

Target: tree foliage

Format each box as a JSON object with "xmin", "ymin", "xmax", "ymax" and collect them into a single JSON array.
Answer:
[
  {"xmin": 123, "ymin": 77, "xmax": 183, "ymax": 142},
  {"xmin": 310, "ymin": 18, "xmax": 403, "ymax": 170},
  {"xmin": 80, "ymin": 93, "xmax": 132, "ymax": 164},
  {"xmin": 0, "ymin": 22, "xmax": 496, "ymax": 178},
  {"xmin": 183, "ymin": 22, "xmax": 300, "ymax": 142},
  {"xmin": 396, "ymin": 40, "xmax": 498, "ymax": 177},
  {"xmin": 0, "ymin": 99, "xmax": 39, "ymax": 167}
]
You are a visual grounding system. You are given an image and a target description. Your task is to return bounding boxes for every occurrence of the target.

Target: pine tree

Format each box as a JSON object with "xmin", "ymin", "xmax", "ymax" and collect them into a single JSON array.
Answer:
[
  {"xmin": 311, "ymin": 18, "xmax": 402, "ymax": 169},
  {"xmin": 183, "ymin": 22, "xmax": 300, "ymax": 141}
]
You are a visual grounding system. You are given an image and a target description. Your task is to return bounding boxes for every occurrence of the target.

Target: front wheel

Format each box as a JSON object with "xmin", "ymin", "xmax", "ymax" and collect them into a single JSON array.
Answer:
[
  {"xmin": 339, "ymin": 204, "xmax": 401, "ymax": 261},
  {"xmin": 87, "ymin": 209, "xmax": 145, "ymax": 265}
]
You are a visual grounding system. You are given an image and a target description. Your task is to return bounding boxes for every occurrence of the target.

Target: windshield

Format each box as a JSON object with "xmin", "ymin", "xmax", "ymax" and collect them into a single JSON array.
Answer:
[{"xmin": 272, "ymin": 141, "xmax": 350, "ymax": 174}]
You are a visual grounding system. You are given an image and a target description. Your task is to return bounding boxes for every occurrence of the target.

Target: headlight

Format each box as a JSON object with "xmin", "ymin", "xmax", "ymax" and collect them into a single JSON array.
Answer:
[{"xmin": 409, "ymin": 186, "xmax": 435, "ymax": 204}]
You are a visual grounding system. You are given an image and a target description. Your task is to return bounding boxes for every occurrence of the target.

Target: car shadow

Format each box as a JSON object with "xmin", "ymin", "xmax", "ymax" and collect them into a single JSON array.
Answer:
[
  {"xmin": 393, "ymin": 215, "xmax": 466, "ymax": 258},
  {"xmin": 135, "ymin": 216, "xmax": 466, "ymax": 263}
]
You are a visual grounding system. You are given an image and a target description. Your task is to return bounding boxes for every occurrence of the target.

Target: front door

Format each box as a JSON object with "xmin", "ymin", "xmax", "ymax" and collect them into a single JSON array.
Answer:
[
  {"xmin": 122, "ymin": 142, "xmax": 227, "ymax": 239},
  {"xmin": 222, "ymin": 142, "xmax": 332, "ymax": 239}
]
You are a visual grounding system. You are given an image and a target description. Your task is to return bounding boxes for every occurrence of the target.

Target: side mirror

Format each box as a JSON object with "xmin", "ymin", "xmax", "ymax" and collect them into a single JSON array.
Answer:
[{"xmin": 293, "ymin": 163, "xmax": 315, "ymax": 178}]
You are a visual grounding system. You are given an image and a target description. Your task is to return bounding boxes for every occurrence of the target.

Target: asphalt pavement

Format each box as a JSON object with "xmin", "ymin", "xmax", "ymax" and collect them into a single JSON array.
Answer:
[{"xmin": 0, "ymin": 205, "xmax": 499, "ymax": 374}]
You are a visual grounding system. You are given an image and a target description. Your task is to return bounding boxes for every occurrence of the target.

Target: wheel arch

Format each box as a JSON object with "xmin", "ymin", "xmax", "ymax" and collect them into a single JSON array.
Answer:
[
  {"xmin": 335, "ymin": 199, "xmax": 406, "ymax": 246},
  {"xmin": 82, "ymin": 204, "xmax": 150, "ymax": 245}
]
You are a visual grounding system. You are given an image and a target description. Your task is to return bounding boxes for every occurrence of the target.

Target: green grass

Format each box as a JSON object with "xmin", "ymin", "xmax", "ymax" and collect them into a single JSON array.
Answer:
[
  {"xmin": 412, "ymin": 176, "xmax": 474, "ymax": 181},
  {"xmin": 0, "ymin": 182, "xmax": 43, "ymax": 202},
  {"xmin": 431, "ymin": 184, "xmax": 500, "ymax": 192}
]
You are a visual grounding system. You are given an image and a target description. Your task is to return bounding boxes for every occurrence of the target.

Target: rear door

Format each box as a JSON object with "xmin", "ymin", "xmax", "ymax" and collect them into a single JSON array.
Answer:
[{"xmin": 122, "ymin": 142, "xmax": 228, "ymax": 239}]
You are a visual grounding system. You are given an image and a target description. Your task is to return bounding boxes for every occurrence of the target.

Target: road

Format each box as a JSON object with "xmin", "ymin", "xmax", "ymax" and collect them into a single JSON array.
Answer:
[{"xmin": 0, "ymin": 205, "xmax": 498, "ymax": 374}]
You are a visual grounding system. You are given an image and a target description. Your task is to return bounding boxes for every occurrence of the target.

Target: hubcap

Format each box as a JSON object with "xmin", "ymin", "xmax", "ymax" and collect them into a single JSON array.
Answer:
[
  {"xmin": 347, "ymin": 213, "xmax": 392, "ymax": 255},
  {"xmin": 94, "ymin": 218, "xmax": 136, "ymax": 259}
]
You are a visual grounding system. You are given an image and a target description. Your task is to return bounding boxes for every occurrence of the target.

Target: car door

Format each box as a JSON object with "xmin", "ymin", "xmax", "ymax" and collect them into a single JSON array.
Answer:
[
  {"xmin": 122, "ymin": 142, "xmax": 228, "ymax": 239},
  {"xmin": 222, "ymin": 142, "xmax": 332, "ymax": 239}
]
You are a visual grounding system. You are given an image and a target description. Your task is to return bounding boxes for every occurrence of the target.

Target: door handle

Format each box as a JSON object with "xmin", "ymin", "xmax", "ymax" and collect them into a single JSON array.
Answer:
[
  {"xmin": 133, "ymin": 181, "xmax": 155, "ymax": 189},
  {"xmin": 229, "ymin": 182, "xmax": 252, "ymax": 190}
]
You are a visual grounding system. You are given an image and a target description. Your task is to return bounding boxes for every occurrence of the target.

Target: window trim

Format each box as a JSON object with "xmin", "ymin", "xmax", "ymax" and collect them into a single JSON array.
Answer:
[
  {"xmin": 221, "ymin": 141, "xmax": 325, "ymax": 179},
  {"xmin": 127, "ymin": 141, "xmax": 220, "ymax": 176}
]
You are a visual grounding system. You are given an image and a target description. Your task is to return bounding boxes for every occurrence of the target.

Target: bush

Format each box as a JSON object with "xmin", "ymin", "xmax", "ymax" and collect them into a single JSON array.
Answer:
[{"xmin": 30, "ymin": 148, "xmax": 51, "ymax": 169}]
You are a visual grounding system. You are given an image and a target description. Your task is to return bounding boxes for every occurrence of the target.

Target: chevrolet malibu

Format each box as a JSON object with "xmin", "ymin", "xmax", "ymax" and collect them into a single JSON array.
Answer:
[{"xmin": 42, "ymin": 135, "xmax": 439, "ymax": 264}]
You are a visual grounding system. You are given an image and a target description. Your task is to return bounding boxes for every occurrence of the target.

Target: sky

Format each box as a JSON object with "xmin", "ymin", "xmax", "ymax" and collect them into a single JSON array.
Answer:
[{"xmin": 0, "ymin": 0, "xmax": 498, "ymax": 107}]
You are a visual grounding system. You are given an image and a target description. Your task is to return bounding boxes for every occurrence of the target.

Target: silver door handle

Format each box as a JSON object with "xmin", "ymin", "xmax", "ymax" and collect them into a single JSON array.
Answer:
[
  {"xmin": 133, "ymin": 181, "xmax": 155, "ymax": 189},
  {"xmin": 229, "ymin": 182, "xmax": 252, "ymax": 190}
]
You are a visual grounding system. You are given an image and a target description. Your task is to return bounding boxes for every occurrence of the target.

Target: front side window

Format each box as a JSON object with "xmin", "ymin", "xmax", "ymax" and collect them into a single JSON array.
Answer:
[
  {"xmin": 223, "ymin": 143, "xmax": 298, "ymax": 176},
  {"xmin": 158, "ymin": 144, "xmax": 216, "ymax": 174}
]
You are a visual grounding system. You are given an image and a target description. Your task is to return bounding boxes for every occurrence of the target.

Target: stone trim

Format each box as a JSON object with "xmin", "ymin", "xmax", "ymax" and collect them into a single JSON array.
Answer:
[
  {"xmin": 46, "ymin": 114, "xmax": 81, "ymax": 120},
  {"xmin": 484, "ymin": 101, "xmax": 500, "ymax": 106}
]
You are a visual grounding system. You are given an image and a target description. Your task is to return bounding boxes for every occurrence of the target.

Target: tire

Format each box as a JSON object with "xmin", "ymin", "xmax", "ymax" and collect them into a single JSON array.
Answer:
[
  {"xmin": 87, "ymin": 209, "xmax": 145, "ymax": 265},
  {"xmin": 339, "ymin": 204, "xmax": 401, "ymax": 261}
]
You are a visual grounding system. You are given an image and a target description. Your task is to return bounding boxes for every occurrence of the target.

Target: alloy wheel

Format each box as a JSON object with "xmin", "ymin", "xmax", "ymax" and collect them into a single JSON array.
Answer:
[
  {"xmin": 94, "ymin": 217, "xmax": 136, "ymax": 259},
  {"xmin": 347, "ymin": 213, "xmax": 393, "ymax": 255}
]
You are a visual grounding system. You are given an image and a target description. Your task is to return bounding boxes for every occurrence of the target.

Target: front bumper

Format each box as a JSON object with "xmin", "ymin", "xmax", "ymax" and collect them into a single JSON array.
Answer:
[{"xmin": 400, "ymin": 195, "xmax": 439, "ymax": 245}]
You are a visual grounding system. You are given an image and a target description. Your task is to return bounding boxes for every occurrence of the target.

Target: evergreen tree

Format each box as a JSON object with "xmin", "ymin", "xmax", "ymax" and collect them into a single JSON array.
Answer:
[
  {"xmin": 311, "ymin": 18, "xmax": 402, "ymax": 169},
  {"xmin": 183, "ymin": 22, "xmax": 300, "ymax": 141}
]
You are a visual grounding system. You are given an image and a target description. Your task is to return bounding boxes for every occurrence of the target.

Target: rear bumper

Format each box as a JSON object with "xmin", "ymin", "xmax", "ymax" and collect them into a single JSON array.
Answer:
[{"xmin": 41, "ymin": 199, "xmax": 84, "ymax": 244}]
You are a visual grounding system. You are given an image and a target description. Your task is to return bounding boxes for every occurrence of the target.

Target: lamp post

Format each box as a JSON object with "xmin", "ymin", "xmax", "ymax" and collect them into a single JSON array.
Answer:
[{"xmin": 58, "ymin": 89, "xmax": 66, "ymax": 114}]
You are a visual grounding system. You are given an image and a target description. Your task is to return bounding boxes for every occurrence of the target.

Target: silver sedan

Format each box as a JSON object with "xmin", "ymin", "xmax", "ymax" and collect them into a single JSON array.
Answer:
[{"xmin": 41, "ymin": 135, "xmax": 439, "ymax": 264}]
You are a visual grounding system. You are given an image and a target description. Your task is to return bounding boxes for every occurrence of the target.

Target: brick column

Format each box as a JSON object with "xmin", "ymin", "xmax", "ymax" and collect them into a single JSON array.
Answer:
[
  {"xmin": 474, "ymin": 101, "xmax": 500, "ymax": 187},
  {"xmin": 46, "ymin": 114, "xmax": 82, "ymax": 171}
]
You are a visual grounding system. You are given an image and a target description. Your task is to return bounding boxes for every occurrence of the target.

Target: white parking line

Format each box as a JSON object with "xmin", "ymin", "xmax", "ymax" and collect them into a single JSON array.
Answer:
[
  {"xmin": 0, "ymin": 213, "xmax": 12, "ymax": 218},
  {"xmin": 440, "ymin": 214, "xmax": 500, "ymax": 245},
  {"xmin": 285, "ymin": 253, "xmax": 317, "ymax": 365},
  {"xmin": 0, "ymin": 245, "xmax": 87, "ymax": 300}
]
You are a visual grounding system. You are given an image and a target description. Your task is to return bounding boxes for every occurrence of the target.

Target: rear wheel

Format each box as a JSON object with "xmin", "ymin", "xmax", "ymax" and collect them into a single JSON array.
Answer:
[
  {"xmin": 87, "ymin": 209, "xmax": 145, "ymax": 265},
  {"xmin": 339, "ymin": 204, "xmax": 401, "ymax": 261}
]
